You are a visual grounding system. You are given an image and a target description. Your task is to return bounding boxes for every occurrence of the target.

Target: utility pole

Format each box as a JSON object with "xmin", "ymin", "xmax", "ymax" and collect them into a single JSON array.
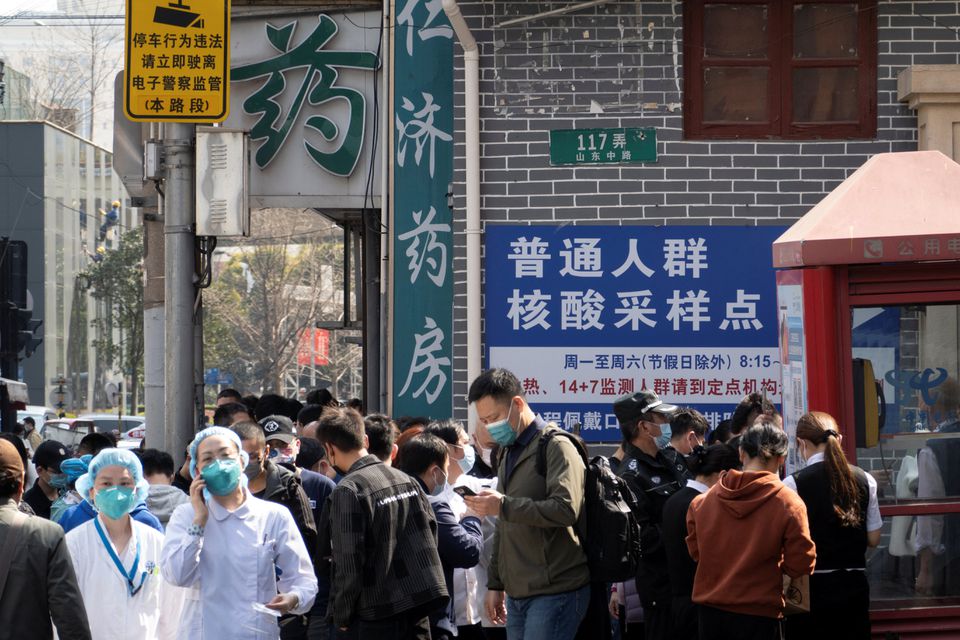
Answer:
[
  {"xmin": 163, "ymin": 122, "xmax": 197, "ymax": 457},
  {"xmin": 142, "ymin": 214, "xmax": 165, "ymax": 448}
]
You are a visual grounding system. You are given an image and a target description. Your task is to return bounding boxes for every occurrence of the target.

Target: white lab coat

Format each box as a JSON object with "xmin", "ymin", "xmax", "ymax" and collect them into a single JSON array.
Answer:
[
  {"xmin": 65, "ymin": 516, "xmax": 184, "ymax": 640},
  {"xmin": 160, "ymin": 489, "xmax": 318, "ymax": 640}
]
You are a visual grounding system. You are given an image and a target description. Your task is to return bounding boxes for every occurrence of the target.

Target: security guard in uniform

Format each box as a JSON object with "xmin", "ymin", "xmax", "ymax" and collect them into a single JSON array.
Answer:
[{"xmin": 614, "ymin": 390, "xmax": 692, "ymax": 640}]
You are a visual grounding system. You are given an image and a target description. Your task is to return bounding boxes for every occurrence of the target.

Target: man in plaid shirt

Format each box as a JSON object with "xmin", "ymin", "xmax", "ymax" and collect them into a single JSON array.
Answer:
[{"xmin": 317, "ymin": 407, "xmax": 448, "ymax": 639}]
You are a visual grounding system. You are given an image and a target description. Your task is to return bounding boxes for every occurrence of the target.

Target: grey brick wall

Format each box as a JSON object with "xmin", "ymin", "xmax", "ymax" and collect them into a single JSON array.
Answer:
[{"xmin": 445, "ymin": 0, "xmax": 960, "ymax": 420}]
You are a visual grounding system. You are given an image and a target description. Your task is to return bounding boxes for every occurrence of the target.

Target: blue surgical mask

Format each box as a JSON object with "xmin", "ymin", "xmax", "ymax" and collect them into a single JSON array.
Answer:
[
  {"xmin": 49, "ymin": 473, "xmax": 70, "ymax": 489},
  {"xmin": 94, "ymin": 486, "xmax": 137, "ymax": 520},
  {"xmin": 457, "ymin": 444, "xmax": 476, "ymax": 474},
  {"xmin": 431, "ymin": 468, "xmax": 448, "ymax": 497},
  {"xmin": 201, "ymin": 459, "xmax": 242, "ymax": 496},
  {"xmin": 656, "ymin": 423, "xmax": 672, "ymax": 449},
  {"xmin": 487, "ymin": 405, "xmax": 517, "ymax": 447}
]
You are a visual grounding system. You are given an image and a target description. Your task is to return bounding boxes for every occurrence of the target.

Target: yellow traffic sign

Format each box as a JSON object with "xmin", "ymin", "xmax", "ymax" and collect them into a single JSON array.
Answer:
[{"xmin": 124, "ymin": 0, "xmax": 230, "ymax": 122}]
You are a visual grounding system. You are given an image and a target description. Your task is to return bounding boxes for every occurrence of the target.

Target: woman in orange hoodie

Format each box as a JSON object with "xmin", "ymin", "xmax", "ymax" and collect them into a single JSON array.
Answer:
[{"xmin": 686, "ymin": 421, "xmax": 816, "ymax": 640}]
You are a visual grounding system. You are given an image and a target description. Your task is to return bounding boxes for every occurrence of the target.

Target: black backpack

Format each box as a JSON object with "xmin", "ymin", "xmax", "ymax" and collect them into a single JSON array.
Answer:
[{"xmin": 536, "ymin": 429, "xmax": 643, "ymax": 583}]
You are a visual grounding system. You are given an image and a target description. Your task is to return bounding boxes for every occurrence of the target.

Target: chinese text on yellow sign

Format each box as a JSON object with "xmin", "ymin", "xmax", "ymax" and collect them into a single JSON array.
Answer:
[{"xmin": 125, "ymin": 0, "xmax": 230, "ymax": 122}]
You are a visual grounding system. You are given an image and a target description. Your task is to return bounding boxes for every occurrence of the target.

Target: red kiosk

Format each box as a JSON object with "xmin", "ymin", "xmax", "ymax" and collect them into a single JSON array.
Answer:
[{"xmin": 773, "ymin": 150, "xmax": 960, "ymax": 637}]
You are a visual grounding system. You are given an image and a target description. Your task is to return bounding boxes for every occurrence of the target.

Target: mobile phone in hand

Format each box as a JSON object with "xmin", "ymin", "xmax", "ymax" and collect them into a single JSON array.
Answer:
[{"xmin": 453, "ymin": 486, "xmax": 478, "ymax": 498}]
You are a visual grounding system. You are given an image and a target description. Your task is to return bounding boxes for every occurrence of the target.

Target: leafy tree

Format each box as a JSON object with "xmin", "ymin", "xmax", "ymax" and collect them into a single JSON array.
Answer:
[
  {"xmin": 80, "ymin": 226, "xmax": 144, "ymax": 413},
  {"xmin": 204, "ymin": 210, "xmax": 351, "ymax": 395}
]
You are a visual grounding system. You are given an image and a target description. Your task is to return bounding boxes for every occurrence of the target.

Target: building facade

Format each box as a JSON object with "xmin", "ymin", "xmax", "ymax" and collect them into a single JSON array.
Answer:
[
  {"xmin": 446, "ymin": 0, "xmax": 955, "ymax": 416},
  {"xmin": 424, "ymin": 0, "xmax": 960, "ymax": 633},
  {"xmin": 0, "ymin": 121, "xmax": 131, "ymax": 411}
]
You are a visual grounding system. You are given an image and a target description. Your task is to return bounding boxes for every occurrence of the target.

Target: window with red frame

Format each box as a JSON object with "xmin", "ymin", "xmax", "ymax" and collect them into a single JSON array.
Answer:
[{"xmin": 683, "ymin": 0, "xmax": 877, "ymax": 139}]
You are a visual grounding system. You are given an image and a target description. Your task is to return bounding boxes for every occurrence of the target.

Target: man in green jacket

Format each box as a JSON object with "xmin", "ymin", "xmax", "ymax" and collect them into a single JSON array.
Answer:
[{"xmin": 464, "ymin": 368, "xmax": 590, "ymax": 640}]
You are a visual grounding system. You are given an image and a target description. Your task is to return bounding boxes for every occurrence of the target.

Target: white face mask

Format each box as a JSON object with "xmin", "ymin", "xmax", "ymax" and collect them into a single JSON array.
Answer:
[{"xmin": 477, "ymin": 444, "xmax": 492, "ymax": 467}]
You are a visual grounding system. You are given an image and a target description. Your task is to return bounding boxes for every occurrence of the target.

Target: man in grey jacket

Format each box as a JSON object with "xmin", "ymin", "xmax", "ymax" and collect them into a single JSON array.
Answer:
[{"xmin": 0, "ymin": 438, "xmax": 91, "ymax": 640}]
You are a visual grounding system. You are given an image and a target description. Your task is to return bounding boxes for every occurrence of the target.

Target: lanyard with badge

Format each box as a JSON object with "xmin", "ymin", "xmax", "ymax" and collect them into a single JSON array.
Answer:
[{"xmin": 93, "ymin": 518, "xmax": 148, "ymax": 596}]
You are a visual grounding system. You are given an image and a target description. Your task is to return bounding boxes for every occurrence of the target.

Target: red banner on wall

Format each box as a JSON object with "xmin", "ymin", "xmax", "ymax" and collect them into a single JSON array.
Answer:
[{"xmin": 297, "ymin": 328, "xmax": 330, "ymax": 366}]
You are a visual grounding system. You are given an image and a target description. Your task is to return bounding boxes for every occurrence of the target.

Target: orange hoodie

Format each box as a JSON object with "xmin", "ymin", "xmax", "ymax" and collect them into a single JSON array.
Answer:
[{"xmin": 685, "ymin": 469, "xmax": 816, "ymax": 619}]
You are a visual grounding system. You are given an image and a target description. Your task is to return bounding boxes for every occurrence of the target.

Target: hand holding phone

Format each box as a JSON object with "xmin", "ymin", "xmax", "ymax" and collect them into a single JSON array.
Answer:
[{"xmin": 453, "ymin": 485, "xmax": 478, "ymax": 498}]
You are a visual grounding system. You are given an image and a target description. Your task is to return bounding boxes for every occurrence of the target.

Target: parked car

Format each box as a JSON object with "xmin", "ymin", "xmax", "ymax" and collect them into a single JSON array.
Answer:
[
  {"xmin": 118, "ymin": 425, "xmax": 146, "ymax": 450},
  {"xmin": 17, "ymin": 405, "xmax": 59, "ymax": 430},
  {"xmin": 41, "ymin": 419, "xmax": 97, "ymax": 449},
  {"xmin": 77, "ymin": 414, "xmax": 145, "ymax": 436}
]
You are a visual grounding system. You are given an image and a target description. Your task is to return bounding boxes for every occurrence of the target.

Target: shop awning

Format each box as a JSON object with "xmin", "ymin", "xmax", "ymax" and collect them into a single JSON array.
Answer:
[
  {"xmin": 773, "ymin": 150, "xmax": 960, "ymax": 268},
  {"xmin": 0, "ymin": 378, "xmax": 29, "ymax": 404}
]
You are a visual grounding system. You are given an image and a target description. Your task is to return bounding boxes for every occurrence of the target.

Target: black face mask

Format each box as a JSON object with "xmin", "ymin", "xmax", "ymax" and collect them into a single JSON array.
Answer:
[
  {"xmin": 244, "ymin": 456, "xmax": 264, "ymax": 481},
  {"xmin": 325, "ymin": 445, "xmax": 350, "ymax": 477}
]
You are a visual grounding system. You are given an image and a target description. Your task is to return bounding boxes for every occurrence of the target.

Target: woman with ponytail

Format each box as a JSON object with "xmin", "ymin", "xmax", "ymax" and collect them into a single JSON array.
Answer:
[
  {"xmin": 662, "ymin": 444, "xmax": 740, "ymax": 640},
  {"xmin": 783, "ymin": 411, "xmax": 881, "ymax": 639}
]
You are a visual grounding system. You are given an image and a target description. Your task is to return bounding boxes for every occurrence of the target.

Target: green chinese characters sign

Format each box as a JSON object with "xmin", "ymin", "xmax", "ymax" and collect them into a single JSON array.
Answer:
[
  {"xmin": 226, "ymin": 12, "xmax": 382, "ymax": 208},
  {"xmin": 549, "ymin": 128, "xmax": 657, "ymax": 166},
  {"xmin": 391, "ymin": 0, "xmax": 454, "ymax": 418}
]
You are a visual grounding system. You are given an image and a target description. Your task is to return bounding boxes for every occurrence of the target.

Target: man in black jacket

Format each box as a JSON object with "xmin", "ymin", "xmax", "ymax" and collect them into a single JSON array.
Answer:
[
  {"xmin": 317, "ymin": 407, "xmax": 447, "ymax": 640},
  {"xmin": 613, "ymin": 390, "xmax": 691, "ymax": 640},
  {"xmin": 233, "ymin": 420, "xmax": 319, "ymax": 640},
  {"xmin": 0, "ymin": 439, "xmax": 91, "ymax": 640}
]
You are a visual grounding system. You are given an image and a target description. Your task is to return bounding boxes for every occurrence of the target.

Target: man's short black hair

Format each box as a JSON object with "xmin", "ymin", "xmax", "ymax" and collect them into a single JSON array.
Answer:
[
  {"xmin": 316, "ymin": 407, "xmax": 365, "ymax": 452},
  {"xmin": 22, "ymin": 416, "xmax": 35, "ymax": 427},
  {"xmin": 217, "ymin": 388, "xmax": 243, "ymax": 402},
  {"xmin": 396, "ymin": 433, "xmax": 448, "ymax": 477},
  {"xmin": 364, "ymin": 414, "xmax": 398, "ymax": 461},
  {"xmin": 140, "ymin": 448, "xmax": 176, "ymax": 477},
  {"xmin": 254, "ymin": 394, "xmax": 287, "ymax": 421},
  {"xmin": 306, "ymin": 388, "xmax": 339, "ymax": 408},
  {"xmin": 346, "ymin": 398, "xmax": 363, "ymax": 413},
  {"xmin": 284, "ymin": 398, "xmax": 304, "ymax": 423},
  {"xmin": 213, "ymin": 402, "xmax": 251, "ymax": 426},
  {"xmin": 730, "ymin": 393, "xmax": 776, "ymax": 435},
  {"xmin": 670, "ymin": 408, "xmax": 709, "ymax": 440},
  {"xmin": 467, "ymin": 368, "xmax": 524, "ymax": 405},
  {"xmin": 78, "ymin": 432, "xmax": 114, "ymax": 456},
  {"xmin": 242, "ymin": 394, "xmax": 259, "ymax": 413},
  {"xmin": 231, "ymin": 421, "xmax": 266, "ymax": 448},
  {"xmin": 396, "ymin": 416, "xmax": 431, "ymax": 433},
  {"xmin": 296, "ymin": 437, "xmax": 324, "ymax": 470},
  {"xmin": 423, "ymin": 419, "xmax": 466, "ymax": 446},
  {"xmin": 297, "ymin": 404, "xmax": 324, "ymax": 427}
]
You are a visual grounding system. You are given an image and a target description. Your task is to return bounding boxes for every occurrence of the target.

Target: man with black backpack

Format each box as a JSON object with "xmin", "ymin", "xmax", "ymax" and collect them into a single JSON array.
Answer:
[
  {"xmin": 614, "ymin": 390, "xmax": 692, "ymax": 640},
  {"xmin": 462, "ymin": 368, "xmax": 590, "ymax": 640}
]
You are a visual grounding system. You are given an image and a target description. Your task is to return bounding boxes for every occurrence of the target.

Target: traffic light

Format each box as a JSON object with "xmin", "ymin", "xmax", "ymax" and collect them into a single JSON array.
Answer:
[
  {"xmin": 0, "ymin": 238, "xmax": 42, "ymax": 375},
  {"xmin": 17, "ymin": 307, "xmax": 42, "ymax": 358}
]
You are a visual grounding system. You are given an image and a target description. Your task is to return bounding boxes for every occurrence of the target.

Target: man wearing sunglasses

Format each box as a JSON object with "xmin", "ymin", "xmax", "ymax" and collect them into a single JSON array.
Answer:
[{"xmin": 614, "ymin": 390, "xmax": 692, "ymax": 640}]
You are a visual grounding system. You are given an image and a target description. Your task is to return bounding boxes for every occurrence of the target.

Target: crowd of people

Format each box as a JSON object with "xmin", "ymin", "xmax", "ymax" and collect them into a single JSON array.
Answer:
[{"xmin": 0, "ymin": 369, "xmax": 883, "ymax": 640}]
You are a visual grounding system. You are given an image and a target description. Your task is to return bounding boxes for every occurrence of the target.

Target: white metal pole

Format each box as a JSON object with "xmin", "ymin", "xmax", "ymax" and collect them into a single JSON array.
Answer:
[{"xmin": 443, "ymin": 0, "xmax": 481, "ymax": 429}]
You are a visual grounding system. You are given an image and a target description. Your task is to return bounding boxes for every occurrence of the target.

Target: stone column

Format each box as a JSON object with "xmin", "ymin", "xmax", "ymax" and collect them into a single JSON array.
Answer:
[{"xmin": 898, "ymin": 64, "xmax": 960, "ymax": 162}]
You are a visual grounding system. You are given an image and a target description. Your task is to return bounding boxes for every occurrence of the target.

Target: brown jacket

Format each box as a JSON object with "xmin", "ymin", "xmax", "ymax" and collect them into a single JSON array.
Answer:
[{"xmin": 686, "ymin": 470, "xmax": 816, "ymax": 619}]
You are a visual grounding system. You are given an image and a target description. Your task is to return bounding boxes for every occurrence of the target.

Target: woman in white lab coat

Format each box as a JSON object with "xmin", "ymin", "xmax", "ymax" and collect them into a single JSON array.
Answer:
[
  {"xmin": 65, "ymin": 448, "xmax": 183, "ymax": 640},
  {"xmin": 160, "ymin": 426, "xmax": 318, "ymax": 640}
]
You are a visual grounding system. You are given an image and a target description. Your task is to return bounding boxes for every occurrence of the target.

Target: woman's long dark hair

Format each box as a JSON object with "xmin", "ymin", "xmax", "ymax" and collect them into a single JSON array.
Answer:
[{"xmin": 796, "ymin": 411, "xmax": 862, "ymax": 528}]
